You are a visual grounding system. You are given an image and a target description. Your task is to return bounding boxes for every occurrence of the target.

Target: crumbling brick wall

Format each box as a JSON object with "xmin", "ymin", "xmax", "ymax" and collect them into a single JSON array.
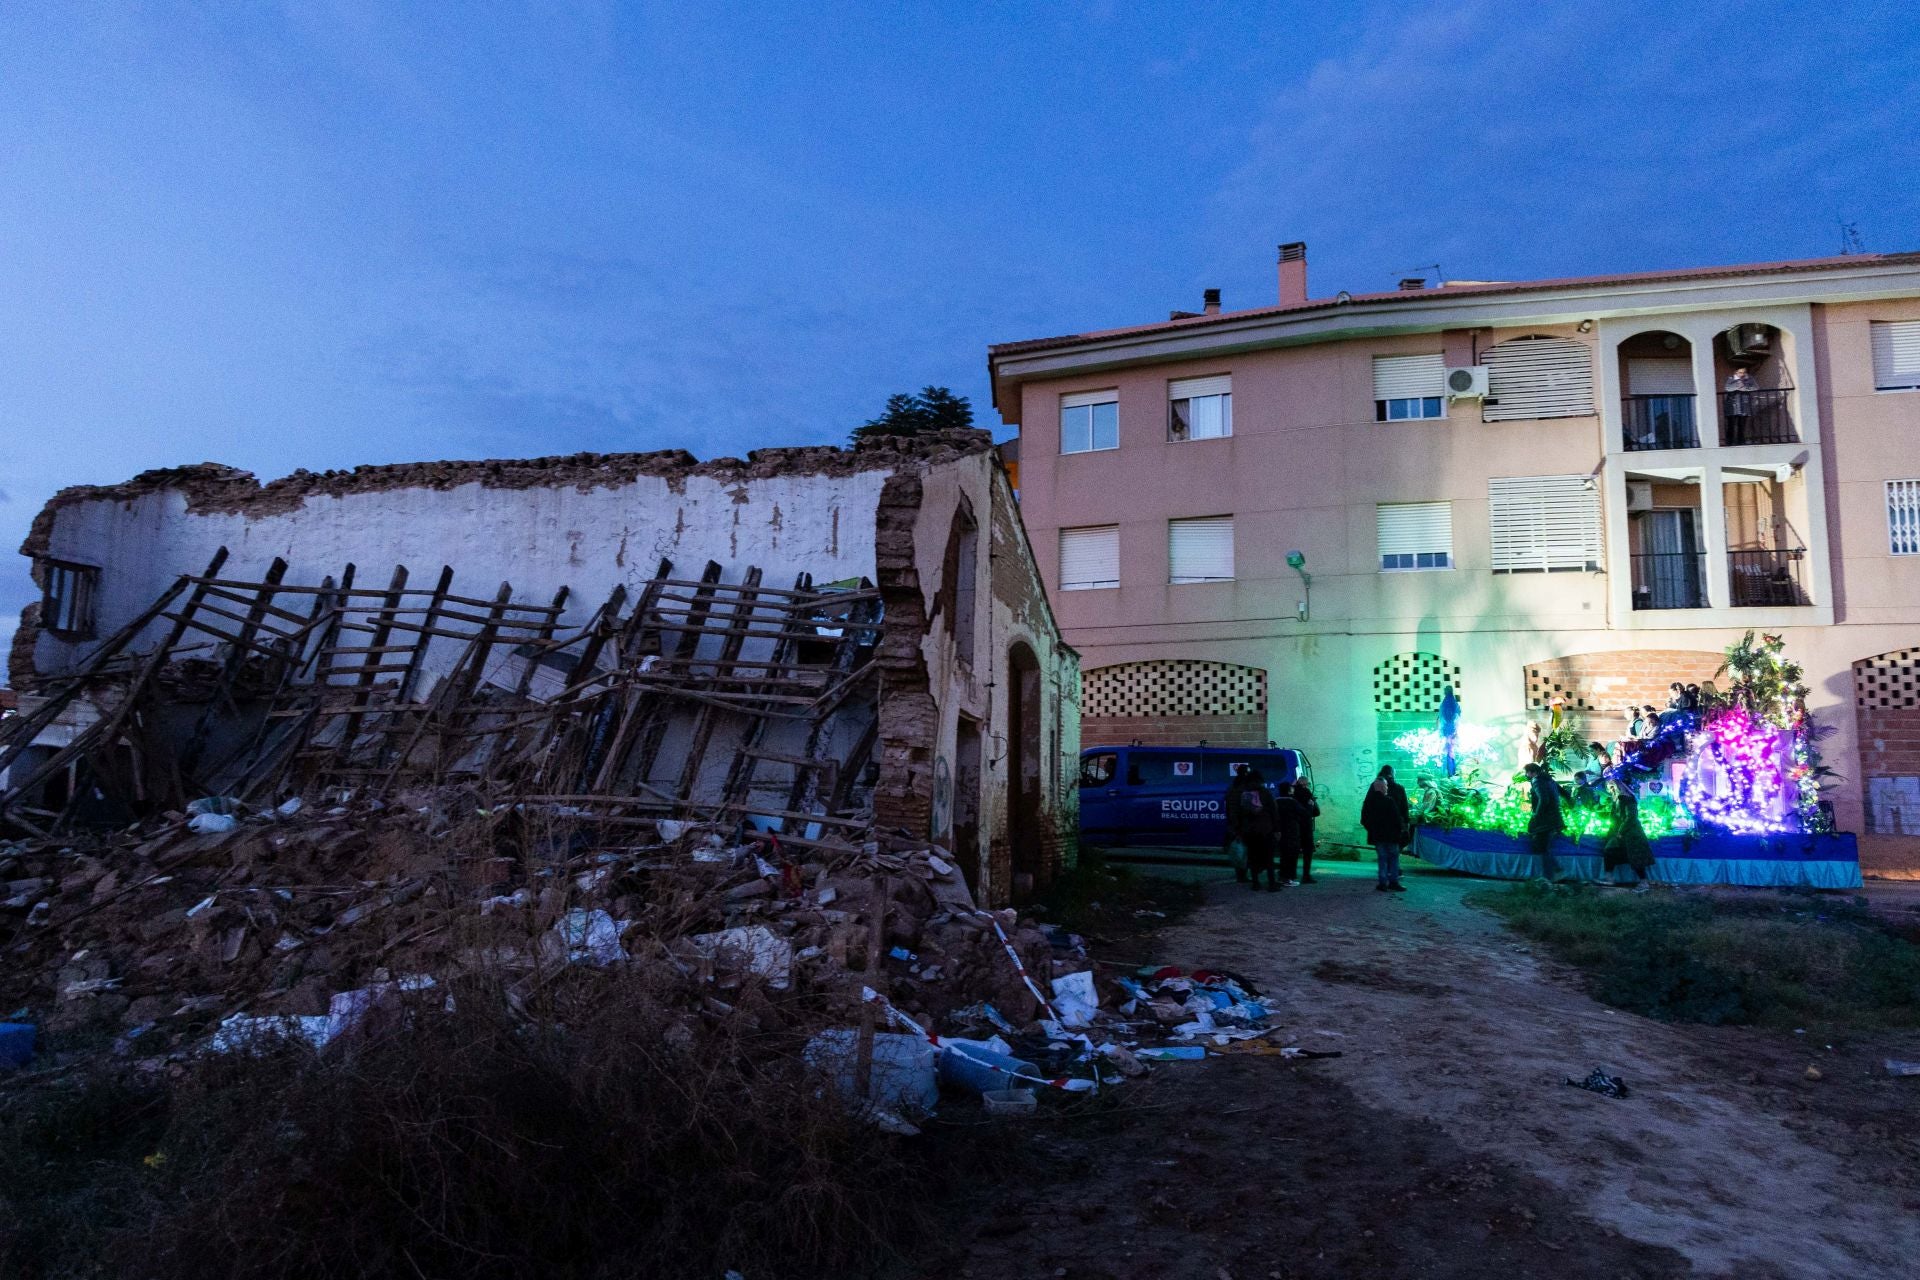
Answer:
[
  {"xmin": 1524, "ymin": 650, "xmax": 1725, "ymax": 741},
  {"xmin": 872, "ymin": 468, "xmax": 939, "ymax": 836}
]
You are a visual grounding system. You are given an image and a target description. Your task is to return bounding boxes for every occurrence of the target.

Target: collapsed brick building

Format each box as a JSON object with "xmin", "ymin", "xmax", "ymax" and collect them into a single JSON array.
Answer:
[{"xmin": 3, "ymin": 428, "xmax": 1078, "ymax": 905}]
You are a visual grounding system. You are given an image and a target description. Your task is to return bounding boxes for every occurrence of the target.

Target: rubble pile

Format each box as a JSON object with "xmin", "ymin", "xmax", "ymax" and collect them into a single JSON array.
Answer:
[{"xmin": 0, "ymin": 790, "xmax": 1072, "ymax": 1075}]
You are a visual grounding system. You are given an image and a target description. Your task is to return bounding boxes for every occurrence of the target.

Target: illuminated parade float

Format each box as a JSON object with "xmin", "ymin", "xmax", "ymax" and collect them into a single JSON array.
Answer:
[{"xmin": 1406, "ymin": 633, "xmax": 1862, "ymax": 888}]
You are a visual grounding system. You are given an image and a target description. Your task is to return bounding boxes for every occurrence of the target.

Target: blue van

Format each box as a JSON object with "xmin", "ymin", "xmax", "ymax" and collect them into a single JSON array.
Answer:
[{"xmin": 1078, "ymin": 745, "xmax": 1303, "ymax": 848}]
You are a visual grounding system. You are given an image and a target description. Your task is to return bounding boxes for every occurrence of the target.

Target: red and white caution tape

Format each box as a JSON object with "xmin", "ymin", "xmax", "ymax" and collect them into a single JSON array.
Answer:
[{"xmin": 964, "ymin": 908, "xmax": 1066, "ymax": 1026}]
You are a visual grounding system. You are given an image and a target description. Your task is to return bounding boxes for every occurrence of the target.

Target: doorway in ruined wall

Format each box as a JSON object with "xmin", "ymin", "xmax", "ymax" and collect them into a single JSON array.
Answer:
[
  {"xmin": 1855, "ymin": 648, "xmax": 1920, "ymax": 844},
  {"xmin": 1373, "ymin": 652, "xmax": 1462, "ymax": 782},
  {"xmin": 1007, "ymin": 641, "xmax": 1043, "ymax": 899},
  {"xmin": 953, "ymin": 715, "xmax": 983, "ymax": 896}
]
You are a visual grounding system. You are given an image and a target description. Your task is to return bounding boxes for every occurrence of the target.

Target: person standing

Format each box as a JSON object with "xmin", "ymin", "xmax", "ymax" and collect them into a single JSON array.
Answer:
[
  {"xmin": 1225, "ymin": 764, "xmax": 1279, "ymax": 892},
  {"xmin": 1724, "ymin": 367, "xmax": 1756, "ymax": 444},
  {"xmin": 1524, "ymin": 763, "xmax": 1566, "ymax": 883},
  {"xmin": 1360, "ymin": 766, "xmax": 1411, "ymax": 893},
  {"xmin": 1272, "ymin": 782, "xmax": 1308, "ymax": 887},
  {"xmin": 1603, "ymin": 779, "xmax": 1655, "ymax": 893},
  {"xmin": 1292, "ymin": 779, "xmax": 1321, "ymax": 884}
]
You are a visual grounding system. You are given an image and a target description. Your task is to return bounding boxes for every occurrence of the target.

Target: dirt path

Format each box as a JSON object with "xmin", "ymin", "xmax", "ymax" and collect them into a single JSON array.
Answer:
[{"xmin": 1150, "ymin": 862, "xmax": 1920, "ymax": 1279}]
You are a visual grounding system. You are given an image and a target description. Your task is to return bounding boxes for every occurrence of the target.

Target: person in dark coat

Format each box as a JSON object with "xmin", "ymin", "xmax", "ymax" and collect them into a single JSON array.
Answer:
[
  {"xmin": 1602, "ymin": 780, "xmax": 1654, "ymax": 892},
  {"xmin": 1273, "ymin": 784, "xmax": 1308, "ymax": 887},
  {"xmin": 1225, "ymin": 765, "xmax": 1280, "ymax": 892},
  {"xmin": 1524, "ymin": 763, "xmax": 1566, "ymax": 882},
  {"xmin": 1292, "ymin": 779, "xmax": 1321, "ymax": 884},
  {"xmin": 1359, "ymin": 766, "xmax": 1411, "ymax": 892}
]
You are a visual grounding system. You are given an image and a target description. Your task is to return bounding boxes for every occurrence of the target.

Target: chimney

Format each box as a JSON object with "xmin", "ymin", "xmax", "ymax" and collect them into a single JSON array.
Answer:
[
  {"xmin": 1278, "ymin": 242, "xmax": 1307, "ymax": 306},
  {"xmin": 1398, "ymin": 277, "xmax": 1427, "ymax": 291},
  {"xmin": 1202, "ymin": 288, "xmax": 1221, "ymax": 315}
]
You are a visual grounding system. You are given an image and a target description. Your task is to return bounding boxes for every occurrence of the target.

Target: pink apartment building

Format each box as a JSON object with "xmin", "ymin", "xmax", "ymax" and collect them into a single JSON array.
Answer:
[{"xmin": 988, "ymin": 244, "xmax": 1920, "ymax": 875}]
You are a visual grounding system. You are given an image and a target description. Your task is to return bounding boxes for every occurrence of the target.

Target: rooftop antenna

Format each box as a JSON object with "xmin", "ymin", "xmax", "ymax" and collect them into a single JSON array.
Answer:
[
  {"xmin": 1398, "ymin": 263, "xmax": 1444, "ymax": 286},
  {"xmin": 1839, "ymin": 220, "xmax": 1866, "ymax": 255}
]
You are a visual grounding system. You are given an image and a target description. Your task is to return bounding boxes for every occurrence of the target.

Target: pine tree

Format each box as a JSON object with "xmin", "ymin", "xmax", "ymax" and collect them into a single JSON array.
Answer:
[{"xmin": 850, "ymin": 386, "xmax": 974, "ymax": 443}]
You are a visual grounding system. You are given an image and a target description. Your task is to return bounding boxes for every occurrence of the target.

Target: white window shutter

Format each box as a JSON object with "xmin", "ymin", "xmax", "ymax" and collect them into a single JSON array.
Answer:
[
  {"xmin": 1169, "ymin": 517, "xmax": 1234, "ymax": 583},
  {"xmin": 1489, "ymin": 475, "xmax": 1602, "ymax": 572},
  {"xmin": 1483, "ymin": 336, "xmax": 1595, "ymax": 420},
  {"xmin": 1377, "ymin": 502, "xmax": 1452, "ymax": 556},
  {"xmin": 1890, "ymin": 480, "xmax": 1920, "ymax": 556},
  {"xmin": 1169, "ymin": 375, "xmax": 1231, "ymax": 400},
  {"xmin": 1871, "ymin": 321, "xmax": 1920, "ymax": 390},
  {"xmin": 1061, "ymin": 389, "xmax": 1118, "ymax": 409},
  {"xmin": 1060, "ymin": 526, "xmax": 1120, "ymax": 589},
  {"xmin": 1372, "ymin": 354, "xmax": 1446, "ymax": 400},
  {"xmin": 1625, "ymin": 358, "xmax": 1695, "ymax": 396}
]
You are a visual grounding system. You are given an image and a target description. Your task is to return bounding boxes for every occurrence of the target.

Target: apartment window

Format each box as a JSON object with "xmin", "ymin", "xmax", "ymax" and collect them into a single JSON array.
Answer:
[
  {"xmin": 1059, "ymin": 525, "xmax": 1120, "ymax": 590},
  {"xmin": 1169, "ymin": 516, "xmax": 1234, "ymax": 583},
  {"xmin": 42, "ymin": 560, "xmax": 99, "ymax": 637},
  {"xmin": 1891, "ymin": 480, "xmax": 1920, "ymax": 556},
  {"xmin": 1168, "ymin": 375, "xmax": 1232, "ymax": 441},
  {"xmin": 1373, "ymin": 353, "xmax": 1446, "ymax": 421},
  {"xmin": 1377, "ymin": 502, "xmax": 1453, "ymax": 571},
  {"xmin": 1060, "ymin": 390, "xmax": 1119, "ymax": 454},
  {"xmin": 1489, "ymin": 475, "xmax": 1602, "ymax": 572},
  {"xmin": 1482, "ymin": 335, "xmax": 1594, "ymax": 421},
  {"xmin": 1871, "ymin": 321, "xmax": 1920, "ymax": 391}
]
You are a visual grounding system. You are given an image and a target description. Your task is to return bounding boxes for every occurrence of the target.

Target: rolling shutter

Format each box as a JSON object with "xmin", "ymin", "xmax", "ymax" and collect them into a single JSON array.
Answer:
[
  {"xmin": 1168, "ymin": 375, "xmax": 1231, "ymax": 400},
  {"xmin": 1625, "ymin": 358, "xmax": 1694, "ymax": 396},
  {"xmin": 1489, "ymin": 475, "xmax": 1602, "ymax": 572},
  {"xmin": 1377, "ymin": 502, "xmax": 1452, "ymax": 558},
  {"xmin": 1060, "ymin": 525, "xmax": 1120, "ymax": 590},
  {"xmin": 1871, "ymin": 321, "xmax": 1920, "ymax": 390},
  {"xmin": 1061, "ymin": 389, "xmax": 1118, "ymax": 409},
  {"xmin": 1169, "ymin": 516, "xmax": 1234, "ymax": 583},
  {"xmin": 1372, "ymin": 354, "xmax": 1446, "ymax": 400},
  {"xmin": 1483, "ymin": 336, "xmax": 1595, "ymax": 421}
]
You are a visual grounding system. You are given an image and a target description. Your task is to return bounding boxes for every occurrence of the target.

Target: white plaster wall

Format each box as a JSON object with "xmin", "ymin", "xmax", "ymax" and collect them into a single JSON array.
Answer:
[{"xmin": 34, "ymin": 468, "xmax": 892, "ymax": 677}]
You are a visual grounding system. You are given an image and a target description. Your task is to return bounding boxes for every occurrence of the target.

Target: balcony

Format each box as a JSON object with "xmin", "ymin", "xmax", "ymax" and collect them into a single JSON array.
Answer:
[
  {"xmin": 1622, "ymin": 395, "xmax": 1698, "ymax": 451},
  {"xmin": 1729, "ymin": 547, "xmax": 1810, "ymax": 606},
  {"xmin": 1719, "ymin": 388, "xmax": 1797, "ymax": 446},
  {"xmin": 1630, "ymin": 551, "xmax": 1708, "ymax": 610}
]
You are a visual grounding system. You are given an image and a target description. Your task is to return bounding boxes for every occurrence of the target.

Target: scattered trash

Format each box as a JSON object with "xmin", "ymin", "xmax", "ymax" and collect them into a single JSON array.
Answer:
[
  {"xmin": 1565, "ymin": 1067, "xmax": 1631, "ymax": 1098},
  {"xmin": 1804, "ymin": 1065, "xmax": 1824, "ymax": 1081},
  {"xmin": 555, "ymin": 909, "xmax": 631, "ymax": 966},
  {"xmin": 691, "ymin": 926, "xmax": 793, "ymax": 988},
  {"xmin": 1885, "ymin": 1059, "xmax": 1920, "ymax": 1078},
  {"xmin": 982, "ymin": 1087, "xmax": 1037, "ymax": 1118},
  {"xmin": 804, "ymin": 1028, "xmax": 938, "ymax": 1116},
  {"xmin": 937, "ymin": 1039, "xmax": 1039, "ymax": 1096},
  {"xmin": 1051, "ymin": 970, "xmax": 1099, "ymax": 1028},
  {"xmin": 187, "ymin": 812, "xmax": 238, "ymax": 834},
  {"xmin": 186, "ymin": 796, "xmax": 243, "ymax": 817},
  {"xmin": 1135, "ymin": 1046, "xmax": 1206, "ymax": 1062},
  {"xmin": 207, "ymin": 1012, "xmax": 333, "ymax": 1054},
  {"xmin": 0, "ymin": 1022, "xmax": 36, "ymax": 1070}
]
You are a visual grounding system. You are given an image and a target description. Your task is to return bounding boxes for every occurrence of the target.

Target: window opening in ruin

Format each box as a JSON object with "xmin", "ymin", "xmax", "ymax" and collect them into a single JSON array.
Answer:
[{"xmin": 42, "ymin": 560, "xmax": 99, "ymax": 637}]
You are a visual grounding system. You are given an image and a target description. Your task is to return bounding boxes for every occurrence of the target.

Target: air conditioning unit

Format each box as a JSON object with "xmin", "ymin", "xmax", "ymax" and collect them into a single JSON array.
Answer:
[
  {"xmin": 1445, "ymin": 365, "xmax": 1489, "ymax": 399},
  {"xmin": 1725, "ymin": 323, "xmax": 1772, "ymax": 359},
  {"xmin": 1626, "ymin": 481, "xmax": 1655, "ymax": 512}
]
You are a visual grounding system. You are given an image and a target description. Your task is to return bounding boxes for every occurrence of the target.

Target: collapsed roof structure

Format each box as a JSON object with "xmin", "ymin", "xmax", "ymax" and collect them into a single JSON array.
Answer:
[{"xmin": 3, "ymin": 428, "xmax": 1078, "ymax": 907}]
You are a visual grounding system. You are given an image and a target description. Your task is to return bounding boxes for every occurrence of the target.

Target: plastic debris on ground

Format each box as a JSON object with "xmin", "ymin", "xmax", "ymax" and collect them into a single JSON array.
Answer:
[{"xmin": 1565, "ymin": 1067, "xmax": 1632, "ymax": 1098}]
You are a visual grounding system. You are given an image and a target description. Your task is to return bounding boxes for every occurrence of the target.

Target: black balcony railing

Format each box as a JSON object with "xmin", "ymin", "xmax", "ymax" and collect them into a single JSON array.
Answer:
[
  {"xmin": 1719, "ymin": 388, "xmax": 1797, "ymax": 446},
  {"xmin": 1630, "ymin": 551, "xmax": 1708, "ymax": 609},
  {"xmin": 1622, "ymin": 394, "xmax": 1698, "ymax": 450},
  {"xmin": 1729, "ymin": 547, "xmax": 1810, "ymax": 606}
]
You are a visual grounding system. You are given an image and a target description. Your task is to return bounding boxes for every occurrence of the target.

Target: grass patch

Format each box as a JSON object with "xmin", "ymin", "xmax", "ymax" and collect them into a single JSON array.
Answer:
[{"xmin": 1472, "ymin": 883, "xmax": 1920, "ymax": 1031}]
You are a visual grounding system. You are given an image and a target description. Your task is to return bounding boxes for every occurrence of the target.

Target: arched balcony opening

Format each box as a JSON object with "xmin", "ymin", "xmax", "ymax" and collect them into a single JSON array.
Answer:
[
  {"xmin": 1617, "ymin": 331, "xmax": 1698, "ymax": 451},
  {"xmin": 1713, "ymin": 323, "xmax": 1799, "ymax": 445}
]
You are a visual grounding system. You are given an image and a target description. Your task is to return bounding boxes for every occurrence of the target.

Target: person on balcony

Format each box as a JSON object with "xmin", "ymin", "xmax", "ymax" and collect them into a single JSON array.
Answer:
[{"xmin": 1724, "ymin": 367, "xmax": 1757, "ymax": 444}]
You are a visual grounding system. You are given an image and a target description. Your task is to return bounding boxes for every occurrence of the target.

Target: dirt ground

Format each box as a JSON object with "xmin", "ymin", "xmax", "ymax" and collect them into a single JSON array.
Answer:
[{"xmin": 929, "ymin": 862, "xmax": 1920, "ymax": 1280}]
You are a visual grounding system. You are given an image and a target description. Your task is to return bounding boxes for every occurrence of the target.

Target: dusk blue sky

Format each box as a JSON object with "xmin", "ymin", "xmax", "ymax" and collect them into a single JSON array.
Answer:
[{"xmin": 2, "ymin": 2, "xmax": 1916, "ymax": 669}]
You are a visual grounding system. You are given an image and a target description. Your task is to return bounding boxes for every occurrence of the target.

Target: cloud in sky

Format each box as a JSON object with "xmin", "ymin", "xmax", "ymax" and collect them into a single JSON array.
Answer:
[{"xmin": 0, "ymin": 1, "xmax": 1915, "ymax": 684}]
